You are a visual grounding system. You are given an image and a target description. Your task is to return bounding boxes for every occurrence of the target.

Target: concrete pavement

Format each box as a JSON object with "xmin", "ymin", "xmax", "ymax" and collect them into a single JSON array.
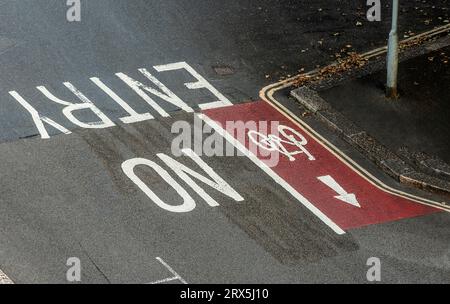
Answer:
[{"xmin": 319, "ymin": 45, "xmax": 450, "ymax": 164}]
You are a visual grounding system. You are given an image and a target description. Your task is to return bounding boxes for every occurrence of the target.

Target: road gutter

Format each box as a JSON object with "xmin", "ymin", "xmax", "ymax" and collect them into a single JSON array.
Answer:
[{"xmin": 260, "ymin": 24, "xmax": 450, "ymax": 212}]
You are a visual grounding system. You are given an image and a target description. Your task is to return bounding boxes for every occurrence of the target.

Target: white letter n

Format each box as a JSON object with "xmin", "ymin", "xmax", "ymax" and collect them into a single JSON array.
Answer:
[{"xmin": 158, "ymin": 148, "xmax": 244, "ymax": 207}]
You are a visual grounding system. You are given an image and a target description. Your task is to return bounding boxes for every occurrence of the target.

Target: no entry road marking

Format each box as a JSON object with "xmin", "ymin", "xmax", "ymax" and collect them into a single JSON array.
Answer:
[
  {"xmin": 202, "ymin": 101, "xmax": 439, "ymax": 233},
  {"xmin": 7, "ymin": 62, "xmax": 232, "ymax": 140}
]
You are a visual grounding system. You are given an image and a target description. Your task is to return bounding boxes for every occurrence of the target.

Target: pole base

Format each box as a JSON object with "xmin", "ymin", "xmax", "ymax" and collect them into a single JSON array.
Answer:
[{"xmin": 386, "ymin": 86, "xmax": 399, "ymax": 99}]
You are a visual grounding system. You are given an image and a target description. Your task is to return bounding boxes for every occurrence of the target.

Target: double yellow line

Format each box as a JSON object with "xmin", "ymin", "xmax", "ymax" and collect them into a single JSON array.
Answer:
[
  {"xmin": 261, "ymin": 23, "xmax": 450, "ymax": 99},
  {"xmin": 259, "ymin": 24, "xmax": 450, "ymax": 211}
]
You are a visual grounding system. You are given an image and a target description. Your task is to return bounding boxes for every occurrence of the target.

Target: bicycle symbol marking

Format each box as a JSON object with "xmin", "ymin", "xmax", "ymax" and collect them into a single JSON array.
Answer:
[{"xmin": 248, "ymin": 125, "xmax": 315, "ymax": 162}]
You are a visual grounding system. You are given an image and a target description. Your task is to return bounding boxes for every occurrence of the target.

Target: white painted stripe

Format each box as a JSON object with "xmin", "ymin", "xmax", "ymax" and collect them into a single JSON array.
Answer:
[
  {"xmin": 147, "ymin": 257, "xmax": 188, "ymax": 285},
  {"xmin": 199, "ymin": 113, "xmax": 346, "ymax": 235},
  {"xmin": 148, "ymin": 277, "xmax": 179, "ymax": 284},
  {"xmin": 0, "ymin": 269, "xmax": 13, "ymax": 284},
  {"xmin": 154, "ymin": 62, "xmax": 233, "ymax": 110},
  {"xmin": 8, "ymin": 91, "xmax": 72, "ymax": 139}
]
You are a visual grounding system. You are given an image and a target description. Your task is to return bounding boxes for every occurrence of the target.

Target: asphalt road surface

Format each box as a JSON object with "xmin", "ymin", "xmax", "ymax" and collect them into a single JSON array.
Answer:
[{"xmin": 0, "ymin": 0, "xmax": 449, "ymax": 284}]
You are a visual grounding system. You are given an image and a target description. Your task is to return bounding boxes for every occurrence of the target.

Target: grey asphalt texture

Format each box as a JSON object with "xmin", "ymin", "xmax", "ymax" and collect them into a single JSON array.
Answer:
[{"xmin": 0, "ymin": 0, "xmax": 449, "ymax": 283}]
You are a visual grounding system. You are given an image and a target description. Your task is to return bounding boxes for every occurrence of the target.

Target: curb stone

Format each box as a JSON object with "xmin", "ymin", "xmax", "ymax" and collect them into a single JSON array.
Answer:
[
  {"xmin": 309, "ymin": 33, "xmax": 450, "ymax": 92},
  {"xmin": 397, "ymin": 147, "xmax": 450, "ymax": 181},
  {"xmin": 291, "ymin": 85, "xmax": 450, "ymax": 199}
]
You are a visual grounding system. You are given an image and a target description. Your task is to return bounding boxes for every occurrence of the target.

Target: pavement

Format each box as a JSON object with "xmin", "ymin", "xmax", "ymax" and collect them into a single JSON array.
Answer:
[
  {"xmin": 309, "ymin": 41, "xmax": 450, "ymax": 196},
  {"xmin": 0, "ymin": 0, "xmax": 449, "ymax": 284},
  {"xmin": 319, "ymin": 45, "xmax": 450, "ymax": 165}
]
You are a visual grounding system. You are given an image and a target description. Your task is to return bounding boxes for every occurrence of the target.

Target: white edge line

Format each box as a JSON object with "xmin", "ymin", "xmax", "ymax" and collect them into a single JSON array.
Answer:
[
  {"xmin": 155, "ymin": 257, "xmax": 188, "ymax": 284},
  {"xmin": 147, "ymin": 277, "xmax": 179, "ymax": 285},
  {"xmin": 0, "ymin": 269, "xmax": 13, "ymax": 284},
  {"xmin": 198, "ymin": 113, "xmax": 346, "ymax": 235}
]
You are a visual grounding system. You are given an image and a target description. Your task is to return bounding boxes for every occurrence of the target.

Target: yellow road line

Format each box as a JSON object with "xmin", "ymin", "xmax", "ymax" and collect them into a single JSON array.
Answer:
[{"xmin": 259, "ymin": 25, "xmax": 450, "ymax": 211}]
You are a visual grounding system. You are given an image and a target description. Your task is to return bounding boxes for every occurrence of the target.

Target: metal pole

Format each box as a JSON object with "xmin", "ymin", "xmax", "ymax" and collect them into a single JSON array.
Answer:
[{"xmin": 386, "ymin": 0, "xmax": 399, "ymax": 98}]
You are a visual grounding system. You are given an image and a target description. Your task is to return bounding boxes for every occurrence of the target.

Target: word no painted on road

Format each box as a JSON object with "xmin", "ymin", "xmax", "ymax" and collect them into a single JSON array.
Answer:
[{"xmin": 202, "ymin": 101, "xmax": 438, "ymax": 233}]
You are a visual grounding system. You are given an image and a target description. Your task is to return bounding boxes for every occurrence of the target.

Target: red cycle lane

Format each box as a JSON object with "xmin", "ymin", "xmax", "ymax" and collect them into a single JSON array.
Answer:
[{"xmin": 203, "ymin": 101, "xmax": 439, "ymax": 233}]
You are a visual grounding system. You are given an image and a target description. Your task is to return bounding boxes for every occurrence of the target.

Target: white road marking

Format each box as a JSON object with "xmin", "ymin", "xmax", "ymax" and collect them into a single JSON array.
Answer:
[
  {"xmin": 199, "ymin": 113, "xmax": 346, "ymax": 235},
  {"xmin": 90, "ymin": 77, "xmax": 154, "ymax": 124},
  {"xmin": 10, "ymin": 61, "xmax": 229, "ymax": 139},
  {"xmin": 159, "ymin": 148, "xmax": 244, "ymax": 207},
  {"xmin": 318, "ymin": 175, "xmax": 361, "ymax": 208},
  {"xmin": 148, "ymin": 257, "xmax": 187, "ymax": 285},
  {"xmin": 122, "ymin": 149, "xmax": 244, "ymax": 212},
  {"xmin": 37, "ymin": 83, "xmax": 116, "ymax": 129},
  {"xmin": 116, "ymin": 68, "xmax": 193, "ymax": 118},
  {"xmin": 154, "ymin": 62, "xmax": 233, "ymax": 110},
  {"xmin": 123, "ymin": 157, "xmax": 197, "ymax": 213},
  {"xmin": 8, "ymin": 91, "xmax": 72, "ymax": 139},
  {"xmin": 0, "ymin": 269, "xmax": 13, "ymax": 284},
  {"xmin": 248, "ymin": 124, "xmax": 315, "ymax": 162}
]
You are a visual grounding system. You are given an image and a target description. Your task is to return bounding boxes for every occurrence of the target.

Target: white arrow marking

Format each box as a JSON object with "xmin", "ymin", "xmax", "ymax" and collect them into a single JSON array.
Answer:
[{"xmin": 317, "ymin": 175, "xmax": 361, "ymax": 208}]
